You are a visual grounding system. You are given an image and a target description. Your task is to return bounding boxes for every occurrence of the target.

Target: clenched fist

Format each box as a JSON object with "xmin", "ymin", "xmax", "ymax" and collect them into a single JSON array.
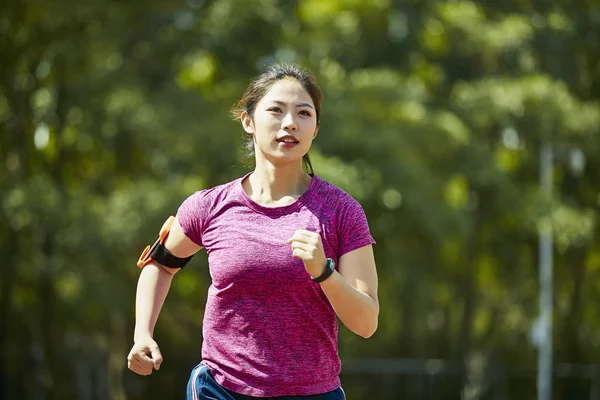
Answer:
[
  {"xmin": 287, "ymin": 229, "xmax": 327, "ymax": 278},
  {"xmin": 127, "ymin": 338, "xmax": 163, "ymax": 376}
]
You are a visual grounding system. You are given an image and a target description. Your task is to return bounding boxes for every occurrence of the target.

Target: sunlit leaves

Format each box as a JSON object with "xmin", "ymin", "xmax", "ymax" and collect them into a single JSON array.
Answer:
[
  {"xmin": 310, "ymin": 149, "xmax": 378, "ymax": 201},
  {"xmin": 552, "ymin": 206, "xmax": 596, "ymax": 252},
  {"xmin": 432, "ymin": 111, "xmax": 470, "ymax": 144},
  {"xmin": 546, "ymin": 10, "xmax": 573, "ymax": 32},
  {"xmin": 452, "ymin": 75, "xmax": 600, "ymax": 138},
  {"xmin": 56, "ymin": 273, "xmax": 83, "ymax": 302},
  {"xmin": 419, "ymin": 17, "xmax": 449, "ymax": 56},
  {"xmin": 494, "ymin": 147, "xmax": 521, "ymax": 172},
  {"xmin": 444, "ymin": 174, "xmax": 469, "ymax": 209},
  {"xmin": 436, "ymin": 3, "xmax": 534, "ymax": 53},
  {"xmin": 2, "ymin": 1, "xmax": 600, "ymax": 398},
  {"xmin": 177, "ymin": 51, "xmax": 217, "ymax": 89},
  {"xmin": 298, "ymin": 0, "xmax": 389, "ymax": 26}
]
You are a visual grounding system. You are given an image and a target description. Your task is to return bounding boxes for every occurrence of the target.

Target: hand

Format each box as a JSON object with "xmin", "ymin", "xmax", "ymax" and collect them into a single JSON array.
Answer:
[
  {"xmin": 287, "ymin": 230, "xmax": 327, "ymax": 278},
  {"xmin": 127, "ymin": 338, "xmax": 163, "ymax": 376}
]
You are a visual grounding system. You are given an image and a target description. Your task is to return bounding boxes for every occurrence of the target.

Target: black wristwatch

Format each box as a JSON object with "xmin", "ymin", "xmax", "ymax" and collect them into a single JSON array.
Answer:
[{"xmin": 311, "ymin": 258, "xmax": 336, "ymax": 283}]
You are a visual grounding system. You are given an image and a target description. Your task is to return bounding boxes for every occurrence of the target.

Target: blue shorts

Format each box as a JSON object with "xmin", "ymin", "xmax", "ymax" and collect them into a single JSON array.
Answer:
[{"xmin": 186, "ymin": 363, "xmax": 346, "ymax": 400}]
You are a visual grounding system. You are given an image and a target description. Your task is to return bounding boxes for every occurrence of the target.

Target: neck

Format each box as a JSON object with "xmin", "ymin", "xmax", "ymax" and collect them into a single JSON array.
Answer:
[{"xmin": 246, "ymin": 159, "xmax": 311, "ymax": 205}]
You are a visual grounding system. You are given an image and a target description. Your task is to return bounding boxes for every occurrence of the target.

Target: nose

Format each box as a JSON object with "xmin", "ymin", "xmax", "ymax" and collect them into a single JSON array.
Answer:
[{"xmin": 281, "ymin": 112, "xmax": 297, "ymax": 131}]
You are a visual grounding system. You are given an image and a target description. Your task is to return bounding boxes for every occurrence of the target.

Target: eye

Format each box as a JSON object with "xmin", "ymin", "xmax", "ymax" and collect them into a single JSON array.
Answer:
[
  {"xmin": 267, "ymin": 106, "xmax": 282, "ymax": 113},
  {"xmin": 299, "ymin": 110, "xmax": 312, "ymax": 117}
]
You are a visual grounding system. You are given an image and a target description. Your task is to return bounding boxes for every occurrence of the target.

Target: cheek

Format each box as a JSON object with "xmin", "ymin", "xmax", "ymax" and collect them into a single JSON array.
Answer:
[
  {"xmin": 254, "ymin": 115, "xmax": 279, "ymax": 133},
  {"xmin": 305, "ymin": 123, "xmax": 318, "ymax": 139}
]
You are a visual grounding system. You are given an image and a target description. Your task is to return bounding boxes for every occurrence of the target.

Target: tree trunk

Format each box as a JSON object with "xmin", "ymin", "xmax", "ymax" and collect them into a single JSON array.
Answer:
[
  {"xmin": 108, "ymin": 314, "xmax": 127, "ymax": 400},
  {"xmin": 458, "ymin": 190, "xmax": 483, "ymax": 397},
  {"xmin": 39, "ymin": 232, "xmax": 57, "ymax": 400},
  {"xmin": 0, "ymin": 229, "xmax": 17, "ymax": 399}
]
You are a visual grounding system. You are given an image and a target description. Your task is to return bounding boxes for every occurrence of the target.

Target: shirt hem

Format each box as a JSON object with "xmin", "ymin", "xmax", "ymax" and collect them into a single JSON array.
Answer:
[{"xmin": 214, "ymin": 372, "xmax": 341, "ymax": 397}]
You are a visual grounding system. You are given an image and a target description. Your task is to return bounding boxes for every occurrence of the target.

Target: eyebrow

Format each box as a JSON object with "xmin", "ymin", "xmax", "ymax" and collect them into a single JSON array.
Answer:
[{"xmin": 270, "ymin": 100, "xmax": 314, "ymax": 109}]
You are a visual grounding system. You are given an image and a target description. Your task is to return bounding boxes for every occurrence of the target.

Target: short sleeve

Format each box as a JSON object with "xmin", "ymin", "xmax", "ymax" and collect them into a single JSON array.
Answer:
[
  {"xmin": 336, "ymin": 196, "xmax": 376, "ymax": 257},
  {"xmin": 176, "ymin": 189, "xmax": 210, "ymax": 247}
]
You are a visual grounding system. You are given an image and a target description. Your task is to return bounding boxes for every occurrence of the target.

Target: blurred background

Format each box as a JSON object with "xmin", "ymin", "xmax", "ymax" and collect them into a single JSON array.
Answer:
[{"xmin": 2, "ymin": 0, "xmax": 600, "ymax": 399}]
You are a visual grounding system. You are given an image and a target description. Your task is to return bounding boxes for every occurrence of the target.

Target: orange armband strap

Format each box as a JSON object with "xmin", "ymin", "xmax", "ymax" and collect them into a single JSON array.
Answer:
[{"xmin": 137, "ymin": 216, "xmax": 193, "ymax": 269}]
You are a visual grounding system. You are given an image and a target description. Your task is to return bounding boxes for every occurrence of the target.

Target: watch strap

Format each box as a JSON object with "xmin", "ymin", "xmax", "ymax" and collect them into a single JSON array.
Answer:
[{"xmin": 312, "ymin": 258, "xmax": 335, "ymax": 283}]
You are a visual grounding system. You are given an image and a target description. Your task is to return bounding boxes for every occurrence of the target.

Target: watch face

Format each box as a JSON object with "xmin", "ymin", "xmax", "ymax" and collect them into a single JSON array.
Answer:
[
  {"xmin": 327, "ymin": 258, "xmax": 335, "ymax": 270},
  {"xmin": 312, "ymin": 258, "xmax": 335, "ymax": 283}
]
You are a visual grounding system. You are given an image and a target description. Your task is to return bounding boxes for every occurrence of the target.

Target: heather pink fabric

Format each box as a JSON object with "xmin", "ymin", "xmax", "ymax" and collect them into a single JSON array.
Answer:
[{"xmin": 177, "ymin": 173, "xmax": 375, "ymax": 397}]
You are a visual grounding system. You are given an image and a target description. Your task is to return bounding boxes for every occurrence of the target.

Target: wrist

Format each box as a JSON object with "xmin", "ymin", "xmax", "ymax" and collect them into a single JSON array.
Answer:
[
  {"xmin": 134, "ymin": 329, "xmax": 154, "ymax": 343},
  {"xmin": 311, "ymin": 258, "xmax": 336, "ymax": 283},
  {"xmin": 317, "ymin": 268, "xmax": 340, "ymax": 287}
]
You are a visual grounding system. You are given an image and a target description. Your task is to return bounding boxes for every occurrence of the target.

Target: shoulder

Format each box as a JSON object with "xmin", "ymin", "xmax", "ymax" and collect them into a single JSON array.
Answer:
[
  {"xmin": 310, "ymin": 176, "xmax": 367, "ymax": 220},
  {"xmin": 179, "ymin": 175, "xmax": 244, "ymax": 214},
  {"xmin": 186, "ymin": 176, "xmax": 241, "ymax": 202},
  {"xmin": 313, "ymin": 176, "xmax": 363, "ymax": 207},
  {"xmin": 312, "ymin": 176, "xmax": 375, "ymax": 251}
]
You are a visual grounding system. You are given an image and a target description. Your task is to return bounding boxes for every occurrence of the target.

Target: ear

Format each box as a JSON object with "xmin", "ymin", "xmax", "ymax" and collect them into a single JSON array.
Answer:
[
  {"xmin": 312, "ymin": 125, "xmax": 320, "ymax": 139},
  {"xmin": 241, "ymin": 111, "xmax": 254, "ymax": 134}
]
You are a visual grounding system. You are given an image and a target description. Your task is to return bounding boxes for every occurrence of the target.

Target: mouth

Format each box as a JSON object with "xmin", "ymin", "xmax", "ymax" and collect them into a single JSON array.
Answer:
[{"xmin": 276, "ymin": 135, "xmax": 299, "ymax": 145}]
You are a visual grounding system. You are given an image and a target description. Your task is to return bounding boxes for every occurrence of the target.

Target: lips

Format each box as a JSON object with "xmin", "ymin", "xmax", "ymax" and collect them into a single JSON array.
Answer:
[{"xmin": 276, "ymin": 134, "xmax": 299, "ymax": 144}]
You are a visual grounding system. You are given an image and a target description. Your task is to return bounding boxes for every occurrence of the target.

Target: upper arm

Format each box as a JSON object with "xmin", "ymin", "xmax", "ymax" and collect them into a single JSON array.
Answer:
[
  {"xmin": 338, "ymin": 244, "xmax": 378, "ymax": 305},
  {"xmin": 159, "ymin": 216, "xmax": 203, "ymax": 275}
]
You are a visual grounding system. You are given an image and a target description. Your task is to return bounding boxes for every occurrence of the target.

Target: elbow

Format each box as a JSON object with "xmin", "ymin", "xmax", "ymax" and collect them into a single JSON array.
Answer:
[
  {"xmin": 352, "ymin": 309, "xmax": 379, "ymax": 339},
  {"xmin": 342, "ymin": 295, "xmax": 379, "ymax": 338},
  {"xmin": 357, "ymin": 320, "xmax": 378, "ymax": 339}
]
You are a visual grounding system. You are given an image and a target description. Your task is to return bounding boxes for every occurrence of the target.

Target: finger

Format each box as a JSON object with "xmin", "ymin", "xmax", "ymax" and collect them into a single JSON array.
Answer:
[
  {"xmin": 294, "ymin": 229, "xmax": 316, "ymax": 237},
  {"xmin": 290, "ymin": 241, "xmax": 309, "ymax": 251},
  {"xmin": 149, "ymin": 345, "xmax": 163, "ymax": 371},
  {"xmin": 288, "ymin": 233, "xmax": 318, "ymax": 245},
  {"xmin": 132, "ymin": 356, "xmax": 153, "ymax": 372},
  {"xmin": 298, "ymin": 230, "xmax": 321, "ymax": 243},
  {"xmin": 130, "ymin": 364, "xmax": 152, "ymax": 376},
  {"xmin": 293, "ymin": 230, "xmax": 317, "ymax": 240},
  {"xmin": 292, "ymin": 248, "xmax": 310, "ymax": 259},
  {"xmin": 127, "ymin": 347, "xmax": 143, "ymax": 361},
  {"xmin": 128, "ymin": 358, "xmax": 153, "ymax": 375},
  {"xmin": 291, "ymin": 241, "xmax": 320, "ymax": 257},
  {"xmin": 132, "ymin": 351, "xmax": 156, "ymax": 373},
  {"xmin": 128, "ymin": 362, "xmax": 149, "ymax": 376},
  {"xmin": 136, "ymin": 350, "xmax": 154, "ymax": 365}
]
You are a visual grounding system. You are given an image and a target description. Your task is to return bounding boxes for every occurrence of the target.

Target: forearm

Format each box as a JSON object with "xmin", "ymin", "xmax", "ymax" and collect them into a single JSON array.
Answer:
[
  {"xmin": 319, "ymin": 270, "xmax": 379, "ymax": 338},
  {"xmin": 134, "ymin": 262, "xmax": 174, "ymax": 342}
]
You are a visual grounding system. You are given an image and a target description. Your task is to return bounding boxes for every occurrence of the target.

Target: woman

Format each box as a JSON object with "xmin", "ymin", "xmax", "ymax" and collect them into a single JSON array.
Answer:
[{"xmin": 127, "ymin": 63, "xmax": 379, "ymax": 400}]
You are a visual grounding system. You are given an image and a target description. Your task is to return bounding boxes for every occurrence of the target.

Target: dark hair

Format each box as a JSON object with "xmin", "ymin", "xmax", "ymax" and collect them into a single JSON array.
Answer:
[{"xmin": 231, "ymin": 63, "xmax": 323, "ymax": 175}]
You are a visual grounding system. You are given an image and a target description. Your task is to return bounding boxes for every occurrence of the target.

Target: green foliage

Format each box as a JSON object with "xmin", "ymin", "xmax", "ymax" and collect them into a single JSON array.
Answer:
[{"xmin": 2, "ymin": 0, "xmax": 600, "ymax": 399}]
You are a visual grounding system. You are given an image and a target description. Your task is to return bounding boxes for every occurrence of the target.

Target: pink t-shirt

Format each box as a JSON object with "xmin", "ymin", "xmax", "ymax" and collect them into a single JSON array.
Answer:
[{"xmin": 176, "ymin": 173, "xmax": 375, "ymax": 397}]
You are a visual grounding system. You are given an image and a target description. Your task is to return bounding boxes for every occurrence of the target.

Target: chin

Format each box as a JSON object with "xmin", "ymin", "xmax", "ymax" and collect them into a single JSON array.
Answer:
[{"xmin": 263, "ymin": 153, "xmax": 305, "ymax": 167}]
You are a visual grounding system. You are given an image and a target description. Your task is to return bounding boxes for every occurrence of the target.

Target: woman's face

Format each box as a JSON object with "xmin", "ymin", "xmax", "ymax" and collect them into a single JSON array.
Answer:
[{"xmin": 242, "ymin": 78, "xmax": 319, "ymax": 168}]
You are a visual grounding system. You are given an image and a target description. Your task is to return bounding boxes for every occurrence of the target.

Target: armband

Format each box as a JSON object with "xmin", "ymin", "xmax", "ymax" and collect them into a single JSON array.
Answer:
[{"xmin": 137, "ymin": 216, "xmax": 193, "ymax": 269}]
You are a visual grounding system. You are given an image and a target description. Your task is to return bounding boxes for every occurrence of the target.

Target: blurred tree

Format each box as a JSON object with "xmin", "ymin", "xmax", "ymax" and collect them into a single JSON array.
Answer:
[{"xmin": 1, "ymin": 0, "xmax": 599, "ymax": 399}]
